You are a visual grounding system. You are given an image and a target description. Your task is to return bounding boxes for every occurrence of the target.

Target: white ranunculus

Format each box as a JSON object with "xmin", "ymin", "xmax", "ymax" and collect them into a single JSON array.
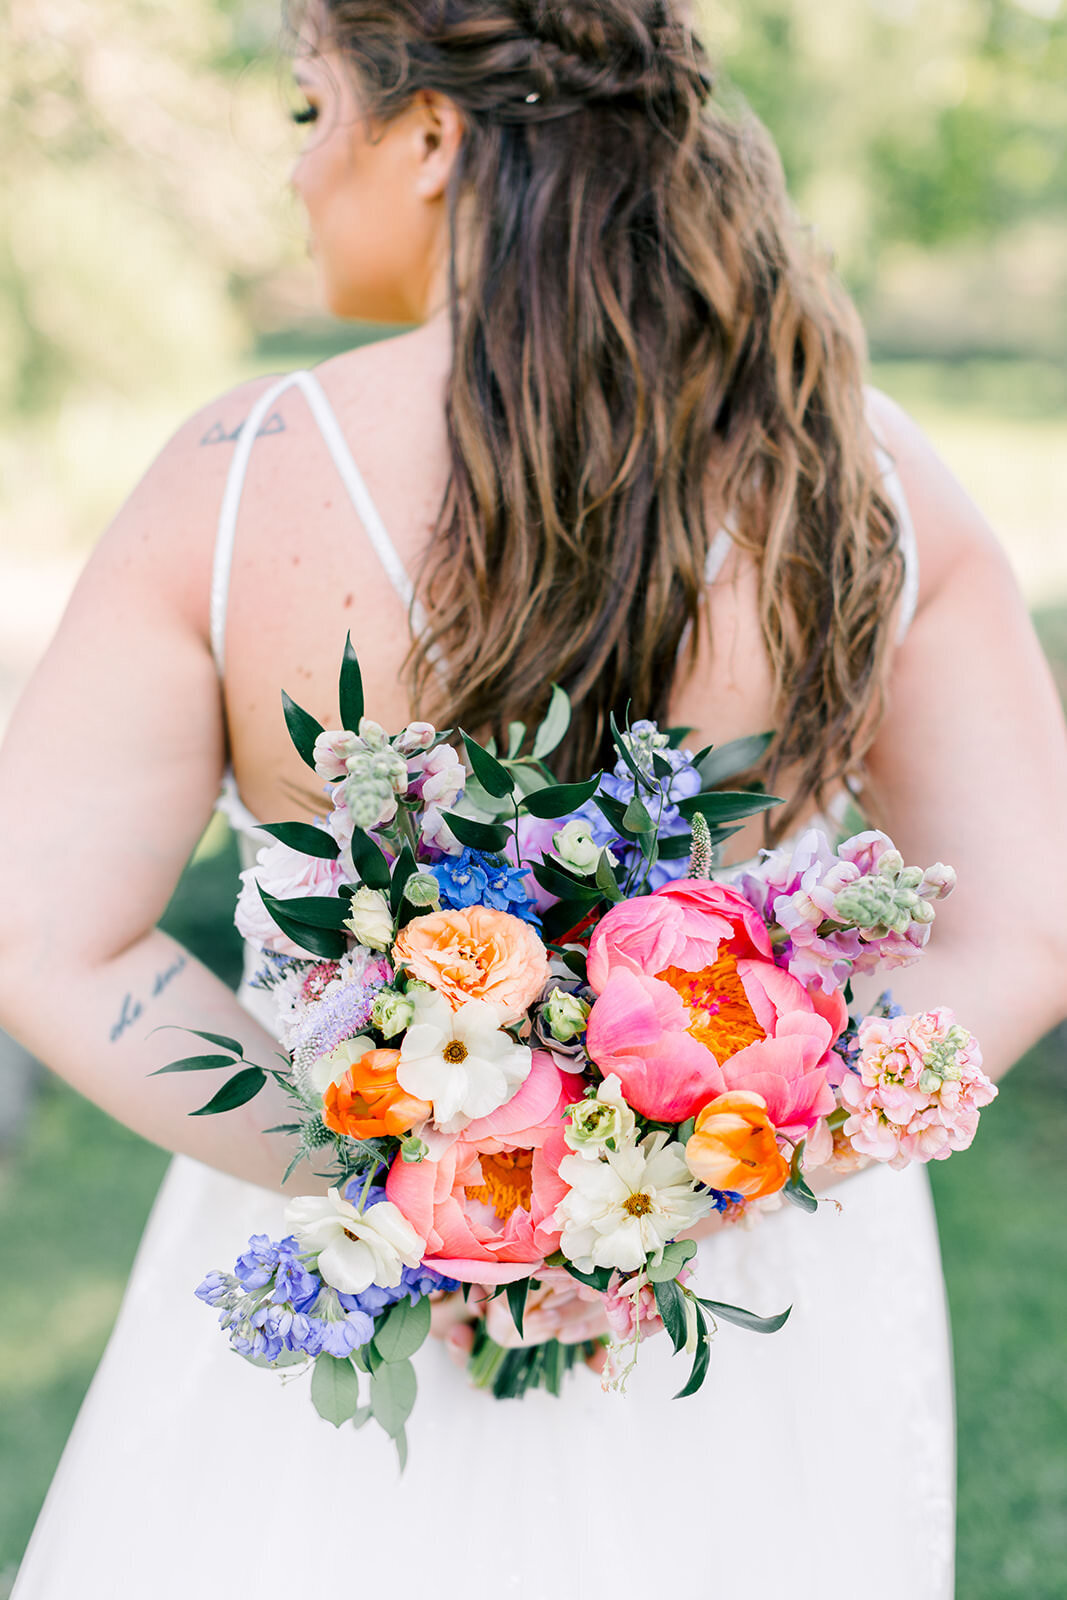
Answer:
[
  {"xmin": 396, "ymin": 988, "xmax": 532, "ymax": 1134},
  {"xmin": 284, "ymin": 1189, "xmax": 424, "ymax": 1294},
  {"xmin": 344, "ymin": 886, "xmax": 394, "ymax": 952},
  {"xmin": 555, "ymin": 1131, "xmax": 713, "ymax": 1274}
]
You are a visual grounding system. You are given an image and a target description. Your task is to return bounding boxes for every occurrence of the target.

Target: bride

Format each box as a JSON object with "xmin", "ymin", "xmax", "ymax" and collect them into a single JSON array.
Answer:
[{"xmin": 2, "ymin": 1, "xmax": 1066, "ymax": 1594}]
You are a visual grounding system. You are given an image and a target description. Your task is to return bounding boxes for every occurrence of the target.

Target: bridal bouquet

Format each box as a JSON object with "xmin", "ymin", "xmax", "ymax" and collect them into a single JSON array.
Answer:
[{"xmin": 178, "ymin": 638, "xmax": 996, "ymax": 1461}]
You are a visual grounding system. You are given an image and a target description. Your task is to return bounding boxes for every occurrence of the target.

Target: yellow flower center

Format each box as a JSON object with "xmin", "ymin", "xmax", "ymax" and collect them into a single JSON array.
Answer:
[
  {"xmin": 657, "ymin": 947, "xmax": 766, "ymax": 1061},
  {"xmin": 464, "ymin": 1149, "xmax": 534, "ymax": 1222},
  {"xmin": 442, "ymin": 1040, "xmax": 469, "ymax": 1064},
  {"xmin": 623, "ymin": 1191, "xmax": 654, "ymax": 1217}
]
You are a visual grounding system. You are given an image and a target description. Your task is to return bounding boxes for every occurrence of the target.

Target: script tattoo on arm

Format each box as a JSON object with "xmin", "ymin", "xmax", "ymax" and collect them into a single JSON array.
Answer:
[{"xmin": 108, "ymin": 953, "xmax": 188, "ymax": 1043}]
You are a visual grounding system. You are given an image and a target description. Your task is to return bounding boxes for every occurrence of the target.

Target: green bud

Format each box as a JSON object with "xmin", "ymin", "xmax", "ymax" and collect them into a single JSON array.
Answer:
[
  {"xmin": 371, "ymin": 988, "xmax": 416, "ymax": 1039},
  {"xmin": 400, "ymin": 1134, "xmax": 429, "ymax": 1164},
  {"xmin": 403, "ymin": 872, "xmax": 442, "ymax": 908},
  {"xmin": 544, "ymin": 987, "xmax": 591, "ymax": 1042}
]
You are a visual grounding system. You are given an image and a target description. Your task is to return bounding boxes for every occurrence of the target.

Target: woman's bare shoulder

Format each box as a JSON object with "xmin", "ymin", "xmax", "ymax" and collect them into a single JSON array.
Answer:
[{"xmin": 864, "ymin": 384, "xmax": 1013, "ymax": 613}]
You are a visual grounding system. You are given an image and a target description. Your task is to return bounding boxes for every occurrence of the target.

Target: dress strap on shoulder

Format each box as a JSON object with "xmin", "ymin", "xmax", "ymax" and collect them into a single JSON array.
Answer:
[
  {"xmin": 210, "ymin": 368, "xmax": 435, "ymax": 678},
  {"xmin": 874, "ymin": 441, "xmax": 920, "ymax": 643}
]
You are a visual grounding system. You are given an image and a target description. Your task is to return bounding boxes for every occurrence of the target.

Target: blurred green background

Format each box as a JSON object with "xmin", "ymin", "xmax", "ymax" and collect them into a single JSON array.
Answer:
[{"xmin": 1, "ymin": 0, "xmax": 1065, "ymax": 1594}]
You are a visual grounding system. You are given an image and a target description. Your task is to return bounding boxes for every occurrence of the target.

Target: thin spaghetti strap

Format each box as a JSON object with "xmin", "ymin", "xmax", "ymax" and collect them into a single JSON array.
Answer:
[
  {"xmin": 874, "ymin": 441, "xmax": 921, "ymax": 642},
  {"xmin": 210, "ymin": 373, "xmax": 299, "ymax": 676}
]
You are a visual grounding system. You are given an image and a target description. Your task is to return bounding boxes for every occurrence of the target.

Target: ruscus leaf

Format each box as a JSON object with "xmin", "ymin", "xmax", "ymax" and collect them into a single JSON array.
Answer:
[
  {"xmin": 189, "ymin": 1066, "xmax": 266, "ymax": 1116},
  {"xmin": 150, "ymin": 1054, "xmax": 240, "ymax": 1076},
  {"xmin": 520, "ymin": 774, "xmax": 602, "ymax": 818},
  {"xmin": 441, "ymin": 812, "xmax": 512, "ymax": 853},
  {"xmin": 148, "ymin": 1026, "xmax": 243, "ymax": 1057},
  {"xmin": 460, "ymin": 730, "xmax": 515, "ymax": 799},
  {"xmin": 653, "ymin": 1277, "xmax": 689, "ymax": 1354},
  {"xmin": 258, "ymin": 822, "xmax": 340, "ymax": 860},
  {"xmin": 530, "ymin": 684, "xmax": 572, "ymax": 761},
  {"xmin": 695, "ymin": 1297, "xmax": 792, "ymax": 1335},
  {"xmin": 506, "ymin": 1277, "xmax": 530, "ymax": 1340},
  {"xmin": 674, "ymin": 1321, "xmax": 712, "ymax": 1399},
  {"xmin": 679, "ymin": 791, "xmax": 784, "ymax": 825},
  {"xmin": 338, "ymin": 633, "xmax": 365, "ymax": 732},
  {"xmin": 349, "ymin": 827, "xmax": 391, "ymax": 890},
  {"xmin": 281, "ymin": 690, "xmax": 325, "ymax": 771}
]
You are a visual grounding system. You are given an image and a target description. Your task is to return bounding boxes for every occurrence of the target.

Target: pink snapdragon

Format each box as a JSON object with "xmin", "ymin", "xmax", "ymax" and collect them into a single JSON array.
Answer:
[{"xmin": 840, "ymin": 1007, "xmax": 996, "ymax": 1168}]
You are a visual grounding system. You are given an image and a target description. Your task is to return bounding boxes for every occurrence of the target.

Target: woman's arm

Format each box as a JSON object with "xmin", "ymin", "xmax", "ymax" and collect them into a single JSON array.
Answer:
[
  {"xmin": 861, "ymin": 391, "xmax": 1067, "ymax": 1076},
  {"xmin": 0, "ymin": 385, "xmax": 311, "ymax": 1193}
]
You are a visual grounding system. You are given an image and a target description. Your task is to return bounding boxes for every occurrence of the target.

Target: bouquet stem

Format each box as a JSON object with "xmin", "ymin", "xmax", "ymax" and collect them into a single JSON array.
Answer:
[{"xmin": 467, "ymin": 1323, "xmax": 604, "ymax": 1400}]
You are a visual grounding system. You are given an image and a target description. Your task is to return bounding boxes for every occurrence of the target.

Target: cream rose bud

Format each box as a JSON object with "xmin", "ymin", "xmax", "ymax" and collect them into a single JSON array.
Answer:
[
  {"xmin": 396, "ymin": 721, "xmax": 436, "ymax": 756},
  {"xmin": 544, "ymin": 987, "xmax": 591, "ymax": 1043},
  {"xmin": 313, "ymin": 728, "xmax": 361, "ymax": 781},
  {"xmin": 344, "ymin": 886, "xmax": 394, "ymax": 952},
  {"xmin": 564, "ymin": 1072, "xmax": 636, "ymax": 1158},
  {"xmin": 552, "ymin": 820, "xmax": 600, "ymax": 874}
]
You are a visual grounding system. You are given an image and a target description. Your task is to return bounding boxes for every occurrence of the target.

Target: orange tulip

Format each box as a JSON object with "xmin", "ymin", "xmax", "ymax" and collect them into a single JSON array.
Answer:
[
  {"xmin": 322, "ymin": 1048, "xmax": 432, "ymax": 1140},
  {"xmin": 685, "ymin": 1090, "xmax": 790, "ymax": 1201}
]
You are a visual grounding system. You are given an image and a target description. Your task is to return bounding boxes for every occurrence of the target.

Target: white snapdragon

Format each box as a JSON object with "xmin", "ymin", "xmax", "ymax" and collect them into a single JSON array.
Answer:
[
  {"xmin": 418, "ymin": 745, "xmax": 465, "ymax": 810},
  {"xmin": 564, "ymin": 1073, "xmax": 636, "ymax": 1159},
  {"xmin": 284, "ymin": 1189, "xmax": 424, "ymax": 1295},
  {"xmin": 555, "ymin": 1131, "xmax": 713, "ymax": 1274},
  {"xmin": 396, "ymin": 987, "xmax": 531, "ymax": 1134},
  {"xmin": 344, "ymin": 886, "xmax": 394, "ymax": 952}
]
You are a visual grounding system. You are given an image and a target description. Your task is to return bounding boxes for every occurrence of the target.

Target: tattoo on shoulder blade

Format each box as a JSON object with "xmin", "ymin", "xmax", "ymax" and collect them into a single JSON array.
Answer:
[
  {"xmin": 108, "ymin": 954, "xmax": 188, "ymax": 1043},
  {"xmin": 199, "ymin": 411, "xmax": 287, "ymax": 447}
]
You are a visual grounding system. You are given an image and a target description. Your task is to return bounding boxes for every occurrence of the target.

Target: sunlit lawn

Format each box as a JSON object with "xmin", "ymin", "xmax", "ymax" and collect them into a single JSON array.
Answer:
[{"xmin": 1, "ymin": 360, "xmax": 1066, "ymax": 1597}]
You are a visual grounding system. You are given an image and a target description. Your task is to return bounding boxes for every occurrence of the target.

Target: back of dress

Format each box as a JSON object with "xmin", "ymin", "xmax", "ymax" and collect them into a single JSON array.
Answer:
[{"xmin": 11, "ymin": 370, "xmax": 954, "ymax": 1600}]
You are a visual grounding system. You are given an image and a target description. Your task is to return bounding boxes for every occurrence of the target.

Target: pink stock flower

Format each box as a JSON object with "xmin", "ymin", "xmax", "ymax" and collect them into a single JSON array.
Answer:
[
  {"xmin": 584, "ymin": 883, "xmax": 844, "ymax": 1128},
  {"xmin": 235, "ymin": 839, "xmax": 350, "ymax": 957},
  {"xmin": 385, "ymin": 1052, "xmax": 583, "ymax": 1284},
  {"xmin": 840, "ymin": 1007, "xmax": 995, "ymax": 1169}
]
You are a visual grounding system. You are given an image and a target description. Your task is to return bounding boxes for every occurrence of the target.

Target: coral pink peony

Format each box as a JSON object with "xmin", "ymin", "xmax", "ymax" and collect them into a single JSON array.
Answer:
[
  {"xmin": 585, "ymin": 886, "xmax": 845, "ymax": 1128},
  {"xmin": 840, "ymin": 1007, "xmax": 994, "ymax": 1168},
  {"xmin": 393, "ymin": 905, "xmax": 550, "ymax": 1021},
  {"xmin": 385, "ymin": 1052, "xmax": 582, "ymax": 1284}
]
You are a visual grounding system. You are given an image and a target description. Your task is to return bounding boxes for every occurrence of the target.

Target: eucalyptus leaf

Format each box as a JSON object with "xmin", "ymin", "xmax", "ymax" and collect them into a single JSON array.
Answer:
[
  {"xmin": 442, "ymin": 812, "xmax": 512, "ymax": 853},
  {"xmin": 349, "ymin": 827, "xmax": 391, "ymax": 891},
  {"xmin": 338, "ymin": 632, "xmax": 365, "ymax": 732},
  {"xmin": 351, "ymin": 1404, "xmax": 373, "ymax": 1430},
  {"xmin": 311, "ymin": 1354, "xmax": 361, "ymax": 1427},
  {"xmin": 189, "ymin": 1066, "xmax": 266, "ymax": 1117},
  {"xmin": 372, "ymin": 1293, "xmax": 431, "ymax": 1363},
  {"xmin": 645, "ymin": 1238, "xmax": 698, "ymax": 1283},
  {"xmin": 150, "ymin": 1054, "xmax": 240, "ymax": 1076},
  {"xmin": 281, "ymin": 690, "xmax": 325, "ymax": 771},
  {"xmin": 531, "ymin": 684, "xmax": 572, "ymax": 761},
  {"xmin": 460, "ymin": 730, "xmax": 515, "ymax": 799},
  {"xmin": 370, "ymin": 1357, "xmax": 418, "ymax": 1438},
  {"xmin": 258, "ymin": 822, "xmax": 340, "ymax": 860},
  {"xmin": 696, "ymin": 732, "xmax": 774, "ymax": 789},
  {"xmin": 520, "ymin": 774, "xmax": 602, "ymax": 819}
]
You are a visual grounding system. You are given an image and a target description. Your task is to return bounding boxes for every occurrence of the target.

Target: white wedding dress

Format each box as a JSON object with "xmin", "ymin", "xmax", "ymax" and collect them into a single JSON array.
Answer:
[{"xmin": 12, "ymin": 373, "xmax": 954, "ymax": 1599}]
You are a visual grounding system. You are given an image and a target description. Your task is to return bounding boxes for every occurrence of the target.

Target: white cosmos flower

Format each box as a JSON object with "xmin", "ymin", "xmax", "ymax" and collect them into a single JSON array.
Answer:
[
  {"xmin": 395, "ymin": 987, "xmax": 532, "ymax": 1134},
  {"xmin": 555, "ymin": 1131, "xmax": 713, "ymax": 1274},
  {"xmin": 284, "ymin": 1188, "xmax": 425, "ymax": 1295}
]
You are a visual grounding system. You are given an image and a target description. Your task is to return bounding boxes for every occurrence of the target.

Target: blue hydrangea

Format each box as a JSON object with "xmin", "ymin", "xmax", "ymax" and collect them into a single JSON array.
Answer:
[
  {"xmin": 432, "ymin": 848, "xmax": 539, "ymax": 923},
  {"xmin": 567, "ymin": 721, "xmax": 701, "ymax": 892}
]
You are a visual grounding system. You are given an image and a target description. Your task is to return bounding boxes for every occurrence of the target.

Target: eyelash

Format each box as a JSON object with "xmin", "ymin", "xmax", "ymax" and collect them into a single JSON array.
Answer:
[{"xmin": 291, "ymin": 104, "xmax": 318, "ymax": 125}]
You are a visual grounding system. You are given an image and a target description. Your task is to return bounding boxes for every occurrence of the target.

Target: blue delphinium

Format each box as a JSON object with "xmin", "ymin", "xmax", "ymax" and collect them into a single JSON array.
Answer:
[
  {"xmin": 706, "ymin": 1188, "xmax": 746, "ymax": 1213},
  {"xmin": 433, "ymin": 847, "xmax": 539, "ymax": 924},
  {"xmin": 572, "ymin": 720, "xmax": 701, "ymax": 891}
]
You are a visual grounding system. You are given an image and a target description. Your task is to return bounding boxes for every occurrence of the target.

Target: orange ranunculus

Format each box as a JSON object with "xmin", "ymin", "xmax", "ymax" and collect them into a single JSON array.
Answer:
[
  {"xmin": 322, "ymin": 1048, "xmax": 432, "ymax": 1140},
  {"xmin": 684, "ymin": 1090, "xmax": 790, "ymax": 1201}
]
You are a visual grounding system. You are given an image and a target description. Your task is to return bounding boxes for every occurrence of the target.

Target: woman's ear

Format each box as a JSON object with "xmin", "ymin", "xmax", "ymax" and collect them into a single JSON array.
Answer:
[{"xmin": 411, "ymin": 90, "xmax": 465, "ymax": 200}]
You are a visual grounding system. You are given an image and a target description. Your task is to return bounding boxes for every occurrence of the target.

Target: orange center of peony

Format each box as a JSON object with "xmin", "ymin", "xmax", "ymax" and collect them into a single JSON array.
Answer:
[
  {"xmin": 657, "ymin": 946, "xmax": 767, "ymax": 1060},
  {"xmin": 464, "ymin": 1149, "xmax": 534, "ymax": 1222},
  {"xmin": 442, "ymin": 1041, "xmax": 469, "ymax": 1065},
  {"xmin": 623, "ymin": 1191, "xmax": 654, "ymax": 1217}
]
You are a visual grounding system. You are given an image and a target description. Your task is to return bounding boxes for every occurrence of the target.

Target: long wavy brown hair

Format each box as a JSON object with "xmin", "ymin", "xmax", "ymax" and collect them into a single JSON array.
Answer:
[{"xmin": 304, "ymin": 0, "xmax": 904, "ymax": 840}]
